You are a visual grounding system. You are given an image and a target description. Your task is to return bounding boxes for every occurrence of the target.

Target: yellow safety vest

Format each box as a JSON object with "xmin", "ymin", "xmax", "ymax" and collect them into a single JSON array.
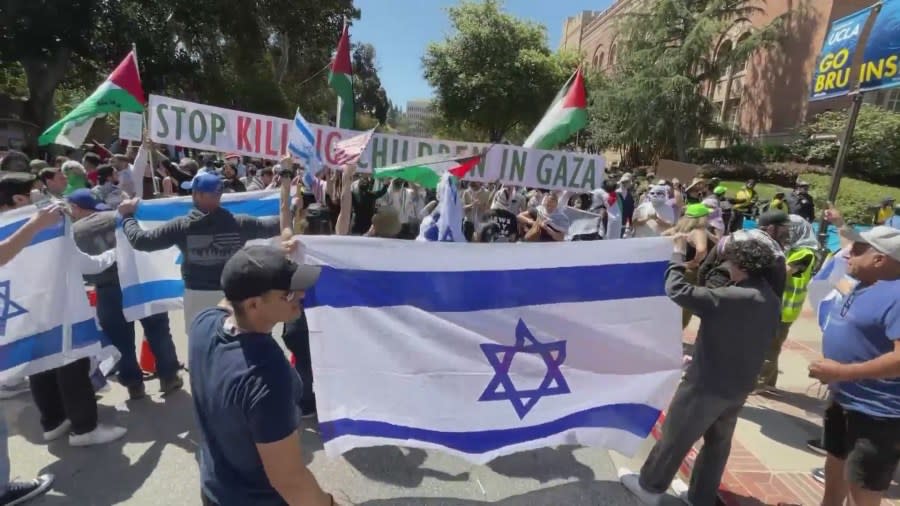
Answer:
[
  {"xmin": 781, "ymin": 247, "xmax": 816, "ymax": 323},
  {"xmin": 734, "ymin": 188, "xmax": 756, "ymax": 212}
]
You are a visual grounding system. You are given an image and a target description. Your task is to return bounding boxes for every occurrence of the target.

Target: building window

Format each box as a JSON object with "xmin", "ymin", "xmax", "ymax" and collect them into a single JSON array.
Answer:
[
  {"xmin": 609, "ymin": 43, "xmax": 617, "ymax": 66},
  {"xmin": 887, "ymin": 89, "xmax": 900, "ymax": 112}
]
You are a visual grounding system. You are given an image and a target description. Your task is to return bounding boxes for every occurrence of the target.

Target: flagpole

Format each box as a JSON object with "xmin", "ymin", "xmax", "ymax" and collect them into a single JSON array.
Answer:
[{"xmin": 131, "ymin": 42, "xmax": 159, "ymax": 197}]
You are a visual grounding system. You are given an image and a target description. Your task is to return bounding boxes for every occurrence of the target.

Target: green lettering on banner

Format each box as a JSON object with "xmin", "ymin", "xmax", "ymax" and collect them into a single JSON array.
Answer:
[
  {"xmin": 437, "ymin": 144, "xmax": 451, "ymax": 155},
  {"xmin": 470, "ymin": 148, "xmax": 486, "ymax": 178},
  {"xmin": 211, "ymin": 114, "xmax": 225, "ymax": 145},
  {"xmin": 568, "ymin": 157, "xmax": 583, "ymax": 188},
  {"xmin": 510, "ymin": 149, "xmax": 527, "ymax": 182},
  {"xmin": 582, "ymin": 159, "xmax": 597, "ymax": 189},
  {"xmin": 536, "ymin": 154, "xmax": 554, "ymax": 185},
  {"xmin": 499, "ymin": 149, "xmax": 509, "ymax": 180},
  {"xmin": 156, "ymin": 104, "xmax": 170, "ymax": 138},
  {"xmin": 171, "ymin": 106, "xmax": 187, "ymax": 140},
  {"xmin": 371, "ymin": 138, "xmax": 388, "ymax": 167},
  {"xmin": 552, "ymin": 157, "xmax": 568, "ymax": 187},
  {"xmin": 189, "ymin": 110, "xmax": 207, "ymax": 143},
  {"xmin": 418, "ymin": 142, "xmax": 433, "ymax": 157}
]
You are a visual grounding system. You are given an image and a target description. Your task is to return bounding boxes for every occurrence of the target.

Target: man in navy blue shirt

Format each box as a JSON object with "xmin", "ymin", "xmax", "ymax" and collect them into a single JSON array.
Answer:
[
  {"xmin": 809, "ymin": 208, "xmax": 900, "ymax": 506},
  {"xmin": 188, "ymin": 244, "xmax": 337, "ymax": 506}
]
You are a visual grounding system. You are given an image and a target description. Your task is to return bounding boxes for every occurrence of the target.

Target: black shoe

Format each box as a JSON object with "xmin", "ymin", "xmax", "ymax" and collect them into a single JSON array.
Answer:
[
  {"xmin": 806, "ymin": 438, "xmax": 827, "ymax": 455},
  {"xmin": 0, "ymin": 474, "xmax": 54, "ymax": 505},
  {"xmin": 811, "ymin": 467, "xmax": 826, "ymax": 484},
  {"xmin": 160, "ymin": 374, "xmax": 184, "ymax": 396},
  {"xmin": 127, "ymin": 382, "xmax": 146, "ymax": 400}
]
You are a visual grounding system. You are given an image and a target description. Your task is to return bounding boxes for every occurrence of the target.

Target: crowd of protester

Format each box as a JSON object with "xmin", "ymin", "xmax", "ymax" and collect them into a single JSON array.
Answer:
[{"xmin": 0, "ymin": 143, "xmax": 898, "ymax": 506}]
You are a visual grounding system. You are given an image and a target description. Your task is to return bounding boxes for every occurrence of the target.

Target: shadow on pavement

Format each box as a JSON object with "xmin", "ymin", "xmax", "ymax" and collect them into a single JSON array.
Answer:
[
  {"xmin": 356, "ymin": 479, "xmax": 660, "ymax": 505},
  {"xmin": 487, "ymin": 445, "xmax": 594, "ymax": 483},
  {"xmin": 13, "ymin": 389, "xmax": 198, "ymax": 505},
  {"xmin": 759, "ymin": 389, "xmax": 828, "ymax": 418},
  {"xmin": 342, "ymin": 446, "xmax": 470, "ymax": 487},
  {"xmin": 739, "ymin": 405, "xmax": 821, "ymax": 452}
]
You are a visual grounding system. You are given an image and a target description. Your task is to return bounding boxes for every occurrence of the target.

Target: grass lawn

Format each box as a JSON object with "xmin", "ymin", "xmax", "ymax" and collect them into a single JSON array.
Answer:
[{"xmin": 719, "ymin": 180, "xmax": 783, "ymax": 201}]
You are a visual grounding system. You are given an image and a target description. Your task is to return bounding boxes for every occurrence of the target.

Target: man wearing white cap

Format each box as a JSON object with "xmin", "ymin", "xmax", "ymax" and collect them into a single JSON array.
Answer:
[{"xmin": 809, "ymin": 206, "xmax": 900, "ymax": 506}]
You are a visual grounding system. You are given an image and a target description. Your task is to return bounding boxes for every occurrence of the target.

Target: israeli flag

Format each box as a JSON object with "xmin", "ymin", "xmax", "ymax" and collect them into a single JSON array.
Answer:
[
  {"xmin": 301, "ymin": 236, "xmax": 682, "ymax": 463},
  {"xmin": 115, "ymin": 191, "xmax": 282, "ymax": 321},
  {"xmin": 0, "ymin": 207, "xmax": 104, "ymax": 382},
  {"xmin": 807, "ymin": 248, "xmax": 853, "ymax": 331},
  {"xmin": 288, "ymin": 109, "xmax": 324, "ymax": 191}
]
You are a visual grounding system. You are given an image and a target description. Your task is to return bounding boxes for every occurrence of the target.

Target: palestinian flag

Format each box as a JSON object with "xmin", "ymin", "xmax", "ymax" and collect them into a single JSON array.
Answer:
[
  {"xmin": 523, "ymin": 67, "xmax": 587, "ymax": 150},
  {"xmin": 372, "ymin": 153, "xmax": 484, "ymax": 189},
  {"xmin": 329, "ymin": 21, "xmax": 355, "ymax": 129},
  {"xmin": 39, "ymin": 51, "xmax": 145, "ymax": 147}
]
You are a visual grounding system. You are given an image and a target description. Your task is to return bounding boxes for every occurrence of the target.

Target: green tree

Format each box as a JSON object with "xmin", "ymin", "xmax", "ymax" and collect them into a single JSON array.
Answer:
[
  {"xmin": 423, "ymin": 0, "xmax": 579, "ymax": 142},
  {"xmin": 792, "ymin": 104, "xmax": 900, "ymax": 186},
  {"xmin": 0, "ymin": 0, "xmax": 359, "ymax": 142},
  {"xmin": 352, "ymin": 43, "xmax": 390, "ymax": 125},
  {"xmin": 586, "ymin": 0, "xmax": 786, "ymax": 165}
]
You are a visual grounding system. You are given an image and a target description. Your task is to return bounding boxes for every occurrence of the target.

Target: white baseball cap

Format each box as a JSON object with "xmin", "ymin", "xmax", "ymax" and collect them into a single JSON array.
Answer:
[{"xmin": 841, "ymin": 226, "xmax": 900, "ymax": 262}]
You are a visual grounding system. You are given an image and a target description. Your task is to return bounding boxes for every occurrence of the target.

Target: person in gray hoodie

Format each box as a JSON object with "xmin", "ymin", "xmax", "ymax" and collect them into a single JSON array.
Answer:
[
  {"xmin": 618, "ymin": 234, "xmax": 781, "ymax": 506},
  {"xmin": 117, "ymin": 172, "xmax": 281, "ymax": 335}
]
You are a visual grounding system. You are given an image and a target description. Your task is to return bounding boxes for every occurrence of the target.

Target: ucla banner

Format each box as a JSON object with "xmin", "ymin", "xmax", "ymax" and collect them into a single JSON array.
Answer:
[
  {"xmin": 810, "ymin": 7, "xmax": 874, "ymax": 101},
  {"xmin": 300, "ymin": 236, "xmax": 682, "ymax": 463},
  {"xmin": 859, "ymin": 0, "xmax": 900, "ymax": 92}
]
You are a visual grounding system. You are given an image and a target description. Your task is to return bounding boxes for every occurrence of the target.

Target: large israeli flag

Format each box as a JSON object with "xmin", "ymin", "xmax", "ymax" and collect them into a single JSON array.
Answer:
[
  {"xmin": 116, "ymin": 190, "xmax": 282, "ymax": 321},
  {"xmin": 0, "ymin": 207, "xmax": 105, "ymax": 382},
  {"xmin": 301, "ymin": 236, "xmax": 682, "ymax": 463}
]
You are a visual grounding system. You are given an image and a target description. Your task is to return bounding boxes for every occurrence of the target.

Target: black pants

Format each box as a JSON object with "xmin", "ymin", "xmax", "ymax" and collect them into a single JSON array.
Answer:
[
  {"xmin": 639, "ymin": 381, "xmax": 746, "ymax": 506},
  {"xmin": 282, "ymin": 311, "xmax": 315, "ymax": 414},
  {"xmin": 824, "ymin": 402, "xmax": 900, "ymax": 492},
  {"xmin": 29, "ymin": 357, "xmax": 98, "ymax": 434}
]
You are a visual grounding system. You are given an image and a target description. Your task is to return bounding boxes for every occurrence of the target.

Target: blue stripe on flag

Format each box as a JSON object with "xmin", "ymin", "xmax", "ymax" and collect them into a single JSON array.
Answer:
[
  {"xmin": 0, "ymin": 219, "xmax": 64, "ymax": 246},
  {"xmin": 294, "ymin": 117, "xmax": 316, "ymax": 146},
  {"xmin": 0, "ymin": 319, "xmax": 103, "ymax": 371},
  {"xmin": 304, "ymin": 261, "xmax": 668, "ymax": 312},
  {"xmin": 121, "ymin": 279, "xmax": 185, "ymax": 309},
  {"xmin": 134, "ymin": 198, "xmax": 281, "ymax": 222},
  {"xmin": 318, "ymin": 403, "xmax": 661, "ymax": 454}
]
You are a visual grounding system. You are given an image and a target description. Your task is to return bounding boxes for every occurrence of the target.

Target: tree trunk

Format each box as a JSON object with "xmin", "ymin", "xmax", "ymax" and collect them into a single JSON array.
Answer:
[{"xmin": 21, "ymin": 48, "xmax": 73, "ymax": 137}]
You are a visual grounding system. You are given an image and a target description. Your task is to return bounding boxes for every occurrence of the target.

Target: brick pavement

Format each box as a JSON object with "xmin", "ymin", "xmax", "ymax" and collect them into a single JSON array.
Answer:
[{"xmin": 667, "ymin": 309, "xmax": 900, "ymax": 505}]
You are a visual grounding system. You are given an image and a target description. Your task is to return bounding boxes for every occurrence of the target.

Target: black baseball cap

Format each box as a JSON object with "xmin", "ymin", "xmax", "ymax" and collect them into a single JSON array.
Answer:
[{"xmin": 221, "ymin": 245, "xmax": 322, "ymax": 302}]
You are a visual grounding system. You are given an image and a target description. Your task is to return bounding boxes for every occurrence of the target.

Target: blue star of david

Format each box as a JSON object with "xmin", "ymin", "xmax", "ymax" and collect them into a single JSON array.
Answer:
[
  {"xmin": 0, "ymin": 280, "xmax": 28, "ymax": 336},
  {"xmin": 478, "ymin": 319, "xmax": 570, "ymax": 419}
]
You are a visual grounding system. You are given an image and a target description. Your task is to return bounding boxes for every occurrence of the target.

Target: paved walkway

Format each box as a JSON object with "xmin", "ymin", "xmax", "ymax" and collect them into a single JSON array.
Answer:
[{"xmin": 680, "ymin": 306, "xmax": 900, "ymax": 505}]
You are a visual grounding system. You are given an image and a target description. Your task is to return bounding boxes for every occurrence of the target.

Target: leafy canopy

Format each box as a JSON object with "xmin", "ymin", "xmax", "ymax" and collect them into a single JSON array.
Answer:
[{"xmin": 423, "ymin": 0, "xmax": 579, "ymax": 142}]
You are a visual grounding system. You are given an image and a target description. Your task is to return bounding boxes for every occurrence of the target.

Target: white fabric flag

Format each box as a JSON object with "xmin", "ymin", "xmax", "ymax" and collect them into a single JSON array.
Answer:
[
  {"xmin": 301, "ymin": 236, "xmax": 682, "ymax": 463},
  {"xmin": 115, "ymin": 190, "xmax": 283, "ymax": 321},
  {"xmin": 130, "ymin": 143, "xmax": 149, "ymax": 198},
  {"xmin": 0, "ymin": 208, "xmax": 104, "ymax": 382}
]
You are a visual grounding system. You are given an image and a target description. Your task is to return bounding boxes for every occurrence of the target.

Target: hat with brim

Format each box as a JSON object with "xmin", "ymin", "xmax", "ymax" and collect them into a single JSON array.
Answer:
[
  {"xmin": 66, "ymin": 188, "xmax": 110, "ymax": 211},
  {"xmin": 840, "ymin": 225, "xmax": 900, "ymax": 262},
  {"xmin": 221, "ymin": 245, "xmax": 322, "ymax": 302},
  {"xmin": 685, "ymin": 178, "xmax": 707, "ymax": 193},
  {"xmin": 685, "ymin": 203, "xmax": 711, "ymax": 218},
  {"xmin": 181, "ymin": 172, "xmax": 224, "ymax": 193},
  {"xmin": 758, "ymin": 210, "xmax": 790, "ymax": 227}
]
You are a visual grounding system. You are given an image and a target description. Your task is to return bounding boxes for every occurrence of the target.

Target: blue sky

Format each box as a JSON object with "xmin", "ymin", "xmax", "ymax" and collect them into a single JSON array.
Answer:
[{"xmin": 351, "ymin": 0, "xmax": 615, "ymax": 109}]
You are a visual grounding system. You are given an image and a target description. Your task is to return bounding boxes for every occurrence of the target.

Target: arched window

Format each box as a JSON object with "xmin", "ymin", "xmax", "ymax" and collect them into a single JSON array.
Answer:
[
  {"xmin": 609, "ymin": 43, "xmax": 617, "ymax": 66},
  {"xmin": 592, "ymin": 46, "xmax": 605, "ymax": 69}
]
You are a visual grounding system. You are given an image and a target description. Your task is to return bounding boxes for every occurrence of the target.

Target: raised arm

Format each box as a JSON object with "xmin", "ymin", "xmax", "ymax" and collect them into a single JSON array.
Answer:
[
  {"xmin": 118, "ymin": 198, "xmax": 188, "ymax": 252},
  {"xmin": 0, "ymin": 205, "xmax": 63, "ymax": 266},
  {"xmin": 335, "ymin": 165, "xmax": 356, "ymax": 236}
]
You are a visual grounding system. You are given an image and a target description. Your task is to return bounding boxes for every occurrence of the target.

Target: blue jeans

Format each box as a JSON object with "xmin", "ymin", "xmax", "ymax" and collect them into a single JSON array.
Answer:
[
  {"xmin": 95, "ymin": 284, "xmax": 180, "ymax": 386},
  {"xmin": 0, "ymin": 408, "xmax": 8, "ymax": 495}
]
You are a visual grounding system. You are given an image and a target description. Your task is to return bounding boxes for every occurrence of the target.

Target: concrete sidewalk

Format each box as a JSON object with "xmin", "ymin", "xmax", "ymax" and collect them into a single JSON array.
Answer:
[{"xmin": 680, "ymin": 307, "xmax": 900, "ymax": 505}]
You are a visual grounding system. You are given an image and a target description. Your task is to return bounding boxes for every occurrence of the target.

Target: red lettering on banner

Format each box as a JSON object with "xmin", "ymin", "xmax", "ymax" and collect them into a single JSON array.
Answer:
[
  {"xmin": 254, "ymin": 119, "xmax": 262, "ymax": 154},
  {"xmin": 237, "ymin": 117, "xmax": 252, "ymax": 151},
  {"xmin": 265, "ymin": 121, "xmax": 278, "ymax": 157},
  {"xmin": 324, "ymin": 132, "xmax": 341, "ymax": 165},
  {"xmin": 279, "ymin": 123, "xmax": 288, "ymax": 156},
  {"xmin": 315, "ymin": 130, "xmax": 323, "ymax": 151}
]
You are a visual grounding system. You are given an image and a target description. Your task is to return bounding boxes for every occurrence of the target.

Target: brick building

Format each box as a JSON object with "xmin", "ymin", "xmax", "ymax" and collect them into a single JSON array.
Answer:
[{"xmin": 560, "ymin": 0, "xmax": 897, "ymax": 145}]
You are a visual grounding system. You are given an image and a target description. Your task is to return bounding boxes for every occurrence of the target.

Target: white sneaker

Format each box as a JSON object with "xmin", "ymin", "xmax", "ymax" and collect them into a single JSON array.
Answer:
[
  {"xmin": 618, "ymin": 468, "xmax": 663, "ymax": 505},
  {"xmin": 69, "ymin": 424, "xmax": 127, "ymax": 447},
  {"xmin": 43, "ymin": 419, "xmax": 72, "ymax": 442}
]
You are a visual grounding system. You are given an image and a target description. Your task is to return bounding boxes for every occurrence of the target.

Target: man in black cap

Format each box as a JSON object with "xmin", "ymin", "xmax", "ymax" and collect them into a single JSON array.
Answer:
[
  {"xmin": 786, "ymin": 180, "xmax": 815, "ymax": 222},
  {"xmin": 189, "ymin": 244, "xmax": 339, "ymax": 506}
]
